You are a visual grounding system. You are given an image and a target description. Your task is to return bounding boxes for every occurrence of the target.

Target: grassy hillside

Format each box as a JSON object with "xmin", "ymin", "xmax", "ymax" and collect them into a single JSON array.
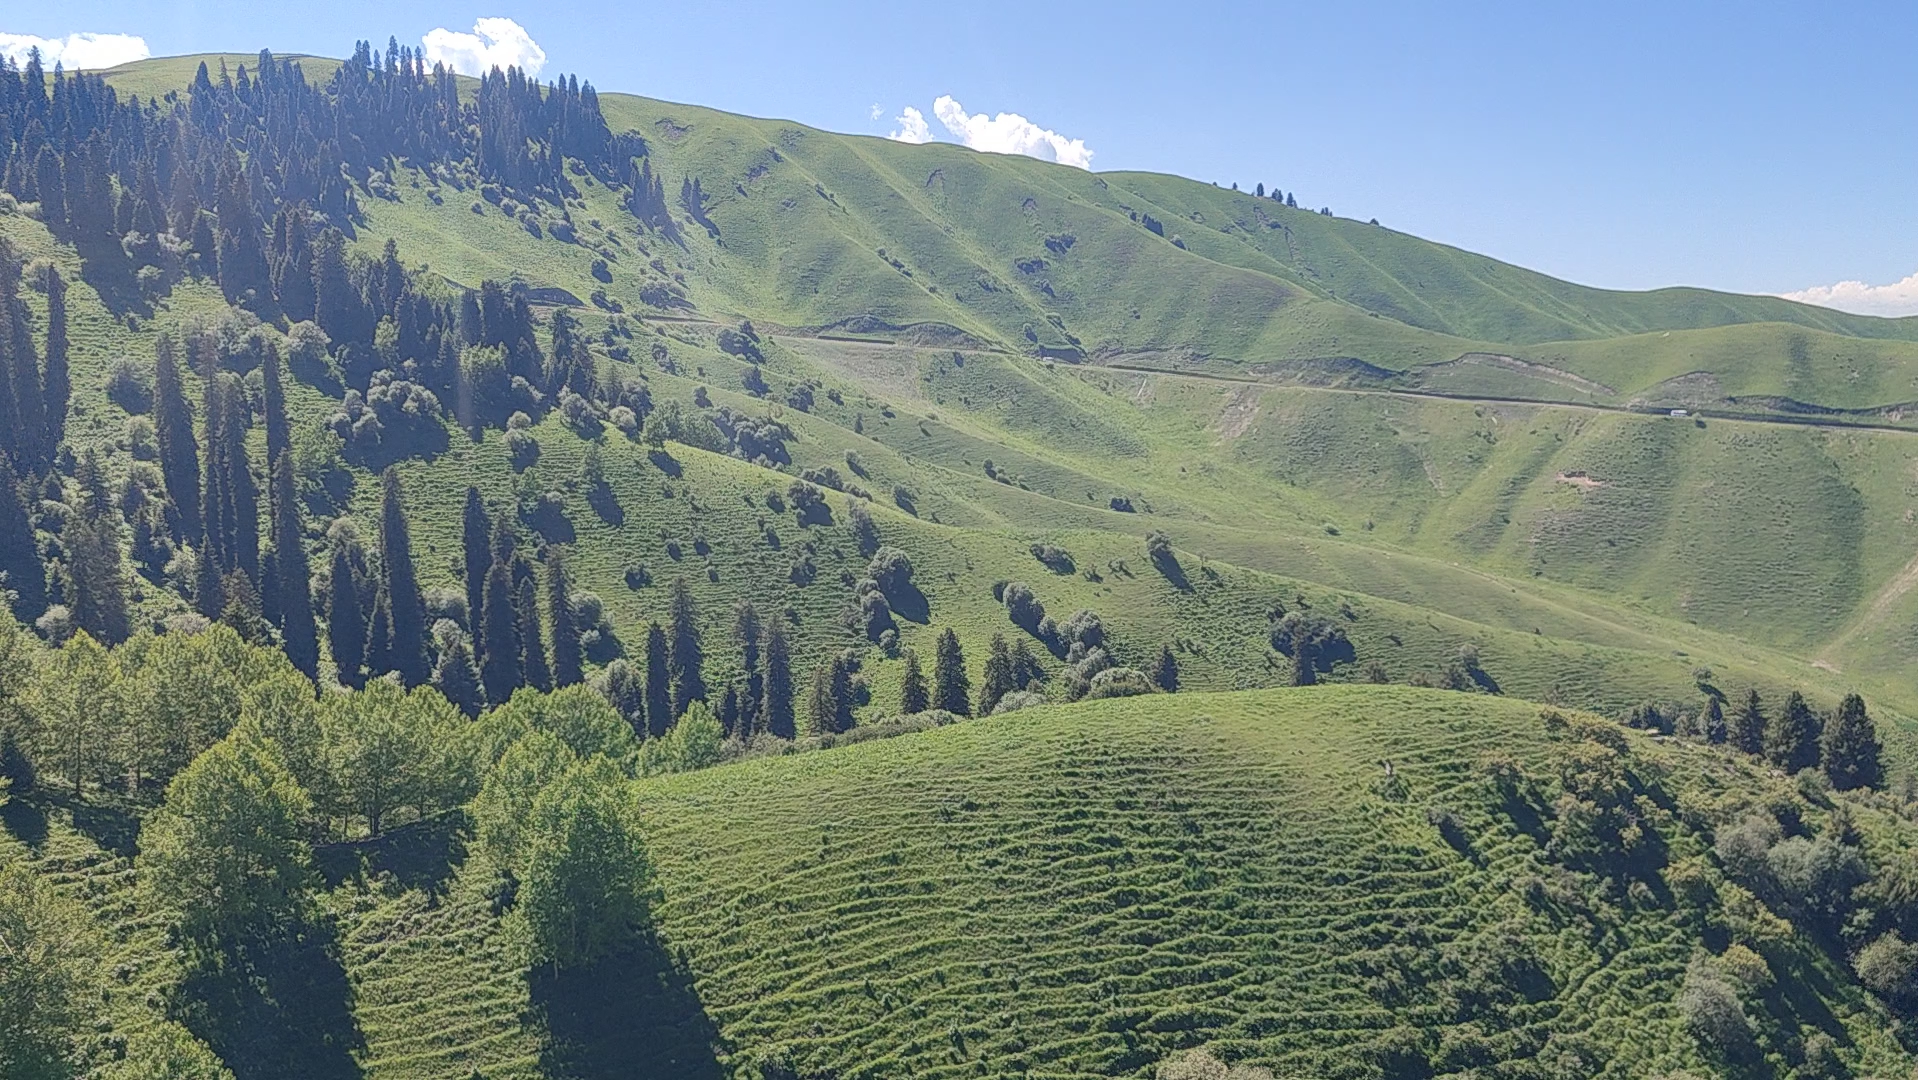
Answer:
[{"xmin": 13, "ymin": 686, "xmax": 1918, "ymax": 1078}]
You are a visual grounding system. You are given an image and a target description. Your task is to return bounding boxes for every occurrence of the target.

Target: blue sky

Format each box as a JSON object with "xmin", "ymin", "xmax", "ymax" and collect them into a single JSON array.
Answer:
[{"xmin": 6, "ymin": 0, "xmax": 1917, "ymax": 312}]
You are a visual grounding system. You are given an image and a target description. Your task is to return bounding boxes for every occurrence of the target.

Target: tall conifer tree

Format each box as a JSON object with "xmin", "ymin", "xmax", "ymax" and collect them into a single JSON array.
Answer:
[
  {"xmin": 667, "ymin": 576, "xmax": 704, "ymax": 715},
  {"xmin": 732, "ymin": 600, "xmax": 762, "ymax": 737},
  {"xmin": 328, "ymin": 539, "xmax": 366, "ymax": 688},
  {"xmin": 644, "ymin": 621, "xmax": 672, "ymax": 738},
  {"xmin": 517, "ymin": 575, "xmax": 551, "ymax": 692},
  {"xmin": 479, "ymin": 560, "xmax": 521, "ymax": 706},
  {"xmin": 376, "ymin": 468, "xmax": 427, "ymax": 686},
  {"xmin": 762, "ymin": 618, "xmax": 794, "ymax": 739},
  {"xmin": 270, "ymin": 452, "xmax": 318, "ymax": 680},
  {"xmin": 152, "ymin": 335, "xmax": 201, "ymax": 545},
  {"xmin": 461, "ymin": 487, "xmax": 489, "ymax": 644},
  {"xmin": 546, "ymin": 549, "xmax": 583, "ymax": 687},
  {"xmin": 934, "ymin": 629, "xmax": 970, "ymax": 716},
  {"xmin": 37, "ymin": 262, "xmax": 67, "ymax": 456}
]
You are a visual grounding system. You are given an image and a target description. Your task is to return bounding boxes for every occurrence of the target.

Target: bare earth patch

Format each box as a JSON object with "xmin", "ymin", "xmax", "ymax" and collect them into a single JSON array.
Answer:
[{"xmin": 1555, "ymin": 470, "xmax": 1606, "ymax": 490}]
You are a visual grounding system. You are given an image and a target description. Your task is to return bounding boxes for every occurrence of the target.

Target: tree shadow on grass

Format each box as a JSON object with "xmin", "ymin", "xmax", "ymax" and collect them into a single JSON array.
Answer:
[
  {"xmin": 313, "ymin": 811, "xmax": 467, "ymax": 898},
  {"xmin": 0, "ymin": 796, "xmax": 47, "ymax": 850},
  {"xmin": 175, "ymin": 920, "xmax": 365, "ymax": 1080},
  {"xmin": 527, "ymin": 931, "xmax": 725, "ymax": 1080}
]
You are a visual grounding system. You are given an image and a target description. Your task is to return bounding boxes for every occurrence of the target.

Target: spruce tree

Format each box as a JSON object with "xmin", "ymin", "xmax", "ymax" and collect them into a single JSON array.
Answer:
[
  {"xmin": 762, "ymin": 618, "xmax": 794, "ymax": 739},
  {"xmin": 1152, "ymin": 643, "xmax": 1180, "ymax": 692},
  {"xmin": 933, "ymin": 628, "xmax": 970, "ymax": 716},
  {"xmin": 733, "ymin": 600, "xmax": 762, "ymax": 737},
  {"xmin": 1699, "ymin": 695, "xmax": 1726, "ymax": 744},
  {"xmin": 461, "ymin": 487, "xmax": 489, "ymax": 644},
  {"xmin": 270, "ymin": 452, "xmax": 318, "ymax": 680},
  {"xmin": 0, "ymin": 462, "xmax": 43, "ymax": 620},
  {"xmin": 1730, "ymin": 690, "xmax": 1765, "ymax": 755},
  {"xmin": 546, "ymin": 550, "xmax": 583, "ymax": 687},
  {"xmin": 260, "ymin": 340, "xmax": 289, "ymax": 466},
  {"xmin": 644, "ymin": 621, "xmax": 672, "ymax": 738},
  {"xmin": 479, "ymin": 560, "xmax": 521, "ymax": 706},
  {"xmin": 434, "ymin": 632, "xmax": 485, "ymax": 718},
  {"xmin": 363, "ymin": 584, "xmax": 393, "ymax": 680},
  {"xmin": 376, "ymin": 468, "xmax": 428, "ymax": 686},
  {"xmin": 328, "ymin": 540, "xmax": 366, "ymax": 688},
  {"xmin": 64, "ymin": 450, "xmax": 130, "ymax": 644},
  {"xmin": 37, "ymin": 262, "xmax": 67, "ymax": 456},
  {"xmin": 1009, "ymin": 638, "xmax": 1043, "ymax": 692},
  {"xmin": 806, "ymin": 661, "xmax": 835, "ymax": 737},
  {"xmin": 667, "ymin": 576, "xmax": 704, "ymax": 715},
  {"xmin": 1822, "ymin": 693, "xmax": 1882, "ymax": 791},
  {"xmin": 978, "ymin": 633, "xmax": 1014, "ymax": 716},
  {"xmin": 152, "ymin": 335, "xmax": 201, "ymax": 545},
  {"xmin": 900, "ymin": 649, "xmax": 929, "ymax": 714},
  {"xmin": 219, "ymin": 568, "xmax": 269, "ymax": 644},
  {"xmin": 518, "ymin": 575, "xmax": 551, "ymax": 692},
  {"xmin": 1765, "ymin": 691, "xmax": 1822, "ymax": 774}
]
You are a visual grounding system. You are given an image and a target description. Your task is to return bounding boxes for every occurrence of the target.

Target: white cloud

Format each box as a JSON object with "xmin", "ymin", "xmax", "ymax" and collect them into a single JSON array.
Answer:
[
  {"xmin": 1780, "ymin": 271, "xmax": 1918, "ymax": 318},
  {"xmin": 884, "ymin": 96, "xmax": 1094, "ymax": 168},
  {"xmin": 0, "ymin": 32, "xmax": 150, "ymax": 71},
  {"xmin": 888, "ymin": 106, "xmax": 932, "ymax": 144},
  {"xmin": 421, "ymin": 17, "xmax": 545, "ymax": 78},
  {"xmin": 930, "ymin": 95, "xmax": 1093, "ymax": 169},
  {"xmin": 868, "ymin": 103, "xmax": 882, "ymax": 121}
]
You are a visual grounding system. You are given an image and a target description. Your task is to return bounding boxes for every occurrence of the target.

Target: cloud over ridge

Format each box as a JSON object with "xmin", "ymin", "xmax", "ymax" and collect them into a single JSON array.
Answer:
[
  {"xmin": 0, "ymin": 32, "xmax": 149, "ymax": 71},
  {"xmin": 422, "ymin": 17, "xmax": 545, "ymax": 78},
  {"xmin": 1780, "ymin": 271, "xmax": 1918, "ymax": 319},
  {"xmin": 889, "ymin": 96, "xmax": 1093, "ymax": 169}
]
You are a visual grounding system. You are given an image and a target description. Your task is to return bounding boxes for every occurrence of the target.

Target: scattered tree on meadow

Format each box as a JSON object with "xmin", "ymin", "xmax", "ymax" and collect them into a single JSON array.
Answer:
[
  {"xmin": 934, "ymin": 628, "xmax": 970, "ymax": 716},
  {"xmin": 806, "ymin": 652, "xmax": 856, "ymax": 735},
  {"xmin": 668, "ymin": 576, "xmax": 705, "ymax": 715},
  {"xmin": 900, "ymin": 648, "xmax": 930, "ymax": 714},
  {"xmin": 643, "ymin": 621, "xmax": 673, "ymax": 738},
  {"xmin": 480, "ymin": 559, "xmax": 521, "ymax": 706},
  {"xmin": 1730, "ymin": 690, "xmax": 1766, "ymax": 756},
  {"xmin": 1698, "ymin": 695, "xmax": 1726, "ymax": 744},
  {"xmin": 762, "ymin": 618, "xmax": 795, "ymax": 739},
  {"xmin": 978, "ymin": 633, "xmax": 1015, "ymax": 716},
  {"xmin": 1822, "ymin": 693, "xmax": 1882, "ymax": 791},
  {"xmin": 1766, "ymin": 691, "xmax": 1822, "ymax": 773},
  {"xmin": 733, "ymin": 600, "xmax": 763, "ymax": 738}
]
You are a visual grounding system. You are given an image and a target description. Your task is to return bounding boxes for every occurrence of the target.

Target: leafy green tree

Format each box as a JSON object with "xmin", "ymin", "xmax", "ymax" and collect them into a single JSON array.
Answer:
[
  {"xmin": 641, "ymin": 699, "xmax": 724, "ymax": 775},
  {"xmin": 596, "ymin": 659, "xmax": 646, "ymax": 737},
  {"xmin": 644, "ymin": 621, "xmax": 672, "ymax": 738},
  {"xmin": 546, "ymin": 550, "xmax": 583, "ymax": 688},
  {"xmin": 1730, "ymin": 690, "xmax": 1765, "ymax": 755},
  {"xmin": 32, "ymin": 630, "xmax": 122, "ymax": 798},
  {"xmin": 376, "ymin": 468, "xmax": 428, "ymax": 686},
  {"xmin": 97, "ymin": 1022, "xmax": 233, "ymax": 1080},
  {"xmin": 1765, "ymin": 691, "xmax": 1821, "ymax": 773},
  {"xmin": 899, "ymin": 649, "xmax": 929, "ymax": 714},
  {"xmin": 933, "ymin": 628, "xmax": 970, "ymax": 716},
  {"xmin": 474, "ymin": 729, "xmax": 576, "ymax": 874},
  {"xmin": 0, "ymin": 863, "xmax": 99, "ymax": 1080},
  {"xmin": 491, "ymin": 685, "xmax": 638, "ymax": 763},
  {"xmin": 762, "ymin": 617, "xmax": 795, "ymax": 739},
  {"xmin": 236, "ymin": 672, "xmax": 328, "ymax": 812},
  {"xmin": 516, "ymin": 757, "xmax": 651, "ymax": 968},
  {"xmin": 978, "ymin": 633, "xmax": 1014, "ymax": 716},
  {"xmin": 319, "ymin": 679, "xmax": 468, "ymax": 836},
  {"xmin": 141, "ymin": 733, "xmax": 314, "ymax": 943},
  {"xmin": 667, "ymin": 576, "xmax": 704, "ymax": 715},
  {"xmin": 1822, "ymin": 693, "xmax": 1882, "ymax": 791},
  {"xmin": 518, "ymin": 575, "xmax": 551, "ymax": 692}
]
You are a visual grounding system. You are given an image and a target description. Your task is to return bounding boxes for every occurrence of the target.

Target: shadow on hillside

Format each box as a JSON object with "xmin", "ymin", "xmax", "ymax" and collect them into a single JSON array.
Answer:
[
  {"xmin": 1150, "ymin": 551, "xmax": 1192, "ymax": 593},
  {"xmin": 528, "ymin": 931, "xmax": 725, "ymax": 1080},
  {"xmin": 649, "ymin": 449, "xmax": 683, "ymax": 478},
  {"xmin": 0, "ymin": 796, "xmax": 47, "ymax": 850},
  {"xmin": 176, "ymin": 920, "xmax": 365, "ymax": 1080},
  {"xmin": 588, "ymin": 482, "xmax": 625, "ymax": 525},
  {"xmin": 33, "ymin": 790, "xmax": 141, "ymax": 857},
  {"xmin": 313, "ymin": 811, "xmax": 467, "ymax": 898},
  {"xmin": 889, "ymin": 581, "xmax": 929, "ymax": 625}
]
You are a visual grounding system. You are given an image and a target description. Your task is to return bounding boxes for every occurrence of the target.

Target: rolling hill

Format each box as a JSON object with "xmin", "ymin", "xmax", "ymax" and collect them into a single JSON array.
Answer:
[{"xmin": 2, "ymin": 43, "xmax": 1917, "ymax": 1080}]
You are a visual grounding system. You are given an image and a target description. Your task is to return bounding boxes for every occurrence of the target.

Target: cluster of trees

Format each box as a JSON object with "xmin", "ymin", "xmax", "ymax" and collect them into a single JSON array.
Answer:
[{"xmin": 1643, "ymin": 687, "xmax": 1884, "ymax": 792}]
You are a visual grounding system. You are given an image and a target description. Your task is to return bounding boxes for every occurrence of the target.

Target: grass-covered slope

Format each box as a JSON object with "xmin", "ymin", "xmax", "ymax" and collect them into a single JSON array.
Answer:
[{"xmin": 324, "ymin": 687, "xmax": 1916, "ymax": 1078}]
